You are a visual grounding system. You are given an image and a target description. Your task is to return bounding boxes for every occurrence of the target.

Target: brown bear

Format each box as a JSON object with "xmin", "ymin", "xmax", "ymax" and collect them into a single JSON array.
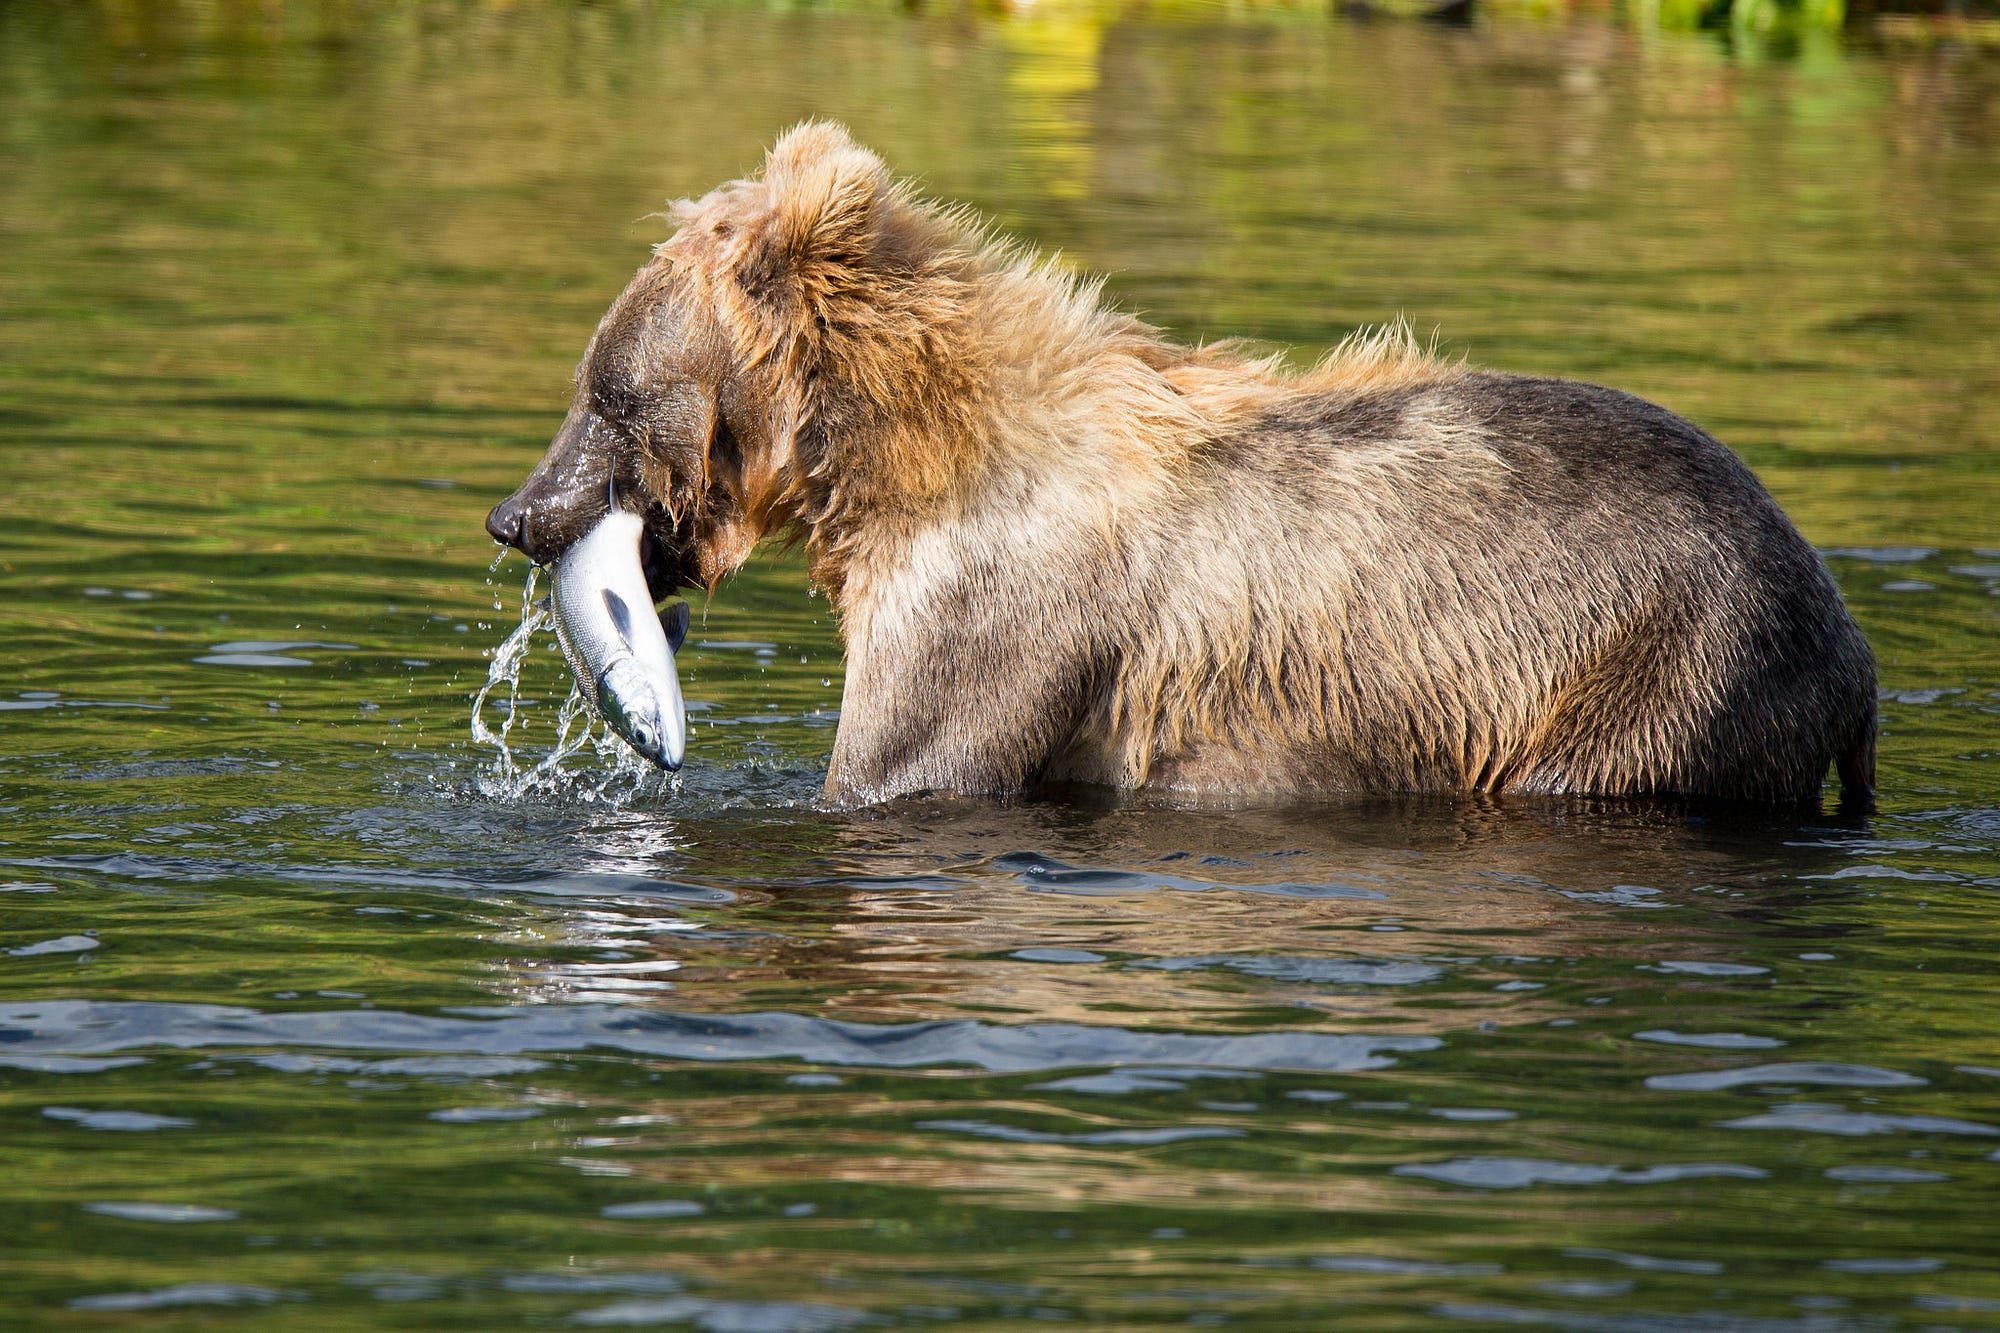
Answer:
[{"xmin": 486, "ymin": 122, "xmax": 1877, "ymax": 810}]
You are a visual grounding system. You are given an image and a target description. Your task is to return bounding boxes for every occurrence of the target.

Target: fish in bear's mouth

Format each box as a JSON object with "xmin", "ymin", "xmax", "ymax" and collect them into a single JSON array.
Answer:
[{"xmin": 546, "ymin": 481, "xmax": 692, "ymax": 771}]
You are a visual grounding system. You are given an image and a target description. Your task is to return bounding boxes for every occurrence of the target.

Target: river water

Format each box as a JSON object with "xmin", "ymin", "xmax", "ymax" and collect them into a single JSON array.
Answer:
[{"xmin": 2, "ymin": 4, "xmax": 1998, "ymax": 1329}]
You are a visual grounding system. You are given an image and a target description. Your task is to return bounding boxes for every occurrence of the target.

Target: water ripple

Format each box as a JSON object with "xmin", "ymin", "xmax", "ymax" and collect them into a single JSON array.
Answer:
[
  {"xmin": 69, "ymin": 1283, "xmax": 304, "ymax": 1311},
  {"xmin": 0, "ymin": 999, "xmax": 1442, "ymax": 1074},
  {"xmin": 1718, "ymin": 1104, "xmax": 1999, "ymax": 1137},
  {"xmin": 994, "ymin": 851, "xmax": 1386, "ymax": 900},
  {"xmin": 1562, "ymin": 1248, "xmax": 1723, "ymax": 1277},
  {"xmin": 1632, "ymin": 1031, "xmax": 1785, "ymax": 1051},
  {"xmin": 1432, "ymin": 1301, "xmax": 1853, "ymax": 1331},
  {"xmin": 1646, "ymin": 1062, "xmax": 1926, "ymax": 1092},
  {"xmin": 918, "ymin": 1119, "xmax": 1243, "ymax": 1145},
  {"xmin": 1130, "ymin": 954, "xmax": 1445, "ymax": 986},
  {"xmin": 82, "ymin": 1202, "xmax": 237, "ymax": 1223},
  {"xmin": 43, "ymin": 1106, "xmax": 193, "ymax": 1131},
  {"xmin": 571, "ymin": 1295, "xmax": 874, "ymax": 1330},
  {"xmin": 1310, "ymin": 1256, "xmax": 1503, "ymax": 1276},
  {"xmin": 1394, "ymin": 1157, "xmax": 1767, "ymax": 1189}
]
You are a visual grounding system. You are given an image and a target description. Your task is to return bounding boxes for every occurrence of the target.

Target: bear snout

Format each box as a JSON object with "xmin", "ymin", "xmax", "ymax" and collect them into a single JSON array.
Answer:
[
  {"xmin": 485, "ymin": 403, "xmax": 625, "ymax": 565},
  {"xmin": 484, "ymin": 492, "xmax": 527, "ymax": 550},
  {"xmin": 484, "ymin": 484, "xmax": 587, "ymax": 566}
]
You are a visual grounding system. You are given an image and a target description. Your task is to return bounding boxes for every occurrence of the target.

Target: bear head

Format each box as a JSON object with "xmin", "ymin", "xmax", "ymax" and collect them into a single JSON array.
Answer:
[{"xmin": 485, "ymin": 122, "xmax": 986, "ymax": 599}]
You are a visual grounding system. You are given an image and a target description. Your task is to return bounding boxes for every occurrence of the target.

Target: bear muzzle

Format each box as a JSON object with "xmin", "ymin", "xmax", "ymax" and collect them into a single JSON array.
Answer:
[{"xmin": 486, "ymin": 403, "xmax": 621, "ymax": 565}]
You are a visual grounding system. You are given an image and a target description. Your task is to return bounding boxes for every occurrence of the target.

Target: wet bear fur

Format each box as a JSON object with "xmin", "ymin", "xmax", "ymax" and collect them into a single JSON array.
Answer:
[{"xmin": 487, "ymin": 122, "xmax": 1878, "ymax": 809}]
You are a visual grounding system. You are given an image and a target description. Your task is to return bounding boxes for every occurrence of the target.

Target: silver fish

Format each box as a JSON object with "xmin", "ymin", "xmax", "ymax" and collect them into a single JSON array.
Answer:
[{"xmin": 549, "ymin": 499, "xmax": 688, "ymax": 770}]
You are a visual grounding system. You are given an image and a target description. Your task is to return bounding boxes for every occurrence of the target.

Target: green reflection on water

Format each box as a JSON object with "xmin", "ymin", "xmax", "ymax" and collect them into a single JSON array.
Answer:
[{"xmin": 1, "ymin": 3, "xmax": 1997, "ymax": 1329}]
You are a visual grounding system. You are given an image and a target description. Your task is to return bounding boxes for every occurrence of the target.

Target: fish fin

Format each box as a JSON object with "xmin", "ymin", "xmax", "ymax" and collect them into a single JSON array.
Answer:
[
  {"xmin": 602, "ymin": 588, "xmax": 636, "ymax": 651},
  {"xmin": 662, "ymin": 601, "xmax": 690, "ymax": 654}
]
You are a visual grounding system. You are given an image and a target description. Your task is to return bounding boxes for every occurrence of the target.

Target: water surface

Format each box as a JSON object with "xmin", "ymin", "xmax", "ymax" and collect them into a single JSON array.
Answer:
[{"xmin": 2, "ymin": 4, "xmax": 1998, "ymax": 1329}]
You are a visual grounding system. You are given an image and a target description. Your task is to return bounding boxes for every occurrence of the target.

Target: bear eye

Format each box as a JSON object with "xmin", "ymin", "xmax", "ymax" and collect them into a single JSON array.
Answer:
[
  {"xmin": 590, "ymin": 389, "xmax": 662, "ymax": 464},
  {"xmin": 590, "ymin": 372, "xmax": 642, "ymax": 426}
]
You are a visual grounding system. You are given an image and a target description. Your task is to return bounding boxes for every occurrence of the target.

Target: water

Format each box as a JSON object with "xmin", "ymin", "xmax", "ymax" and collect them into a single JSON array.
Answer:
[{"xmin": 3, "ymin": 3, "xmax": 1998, "ymax": 1327}]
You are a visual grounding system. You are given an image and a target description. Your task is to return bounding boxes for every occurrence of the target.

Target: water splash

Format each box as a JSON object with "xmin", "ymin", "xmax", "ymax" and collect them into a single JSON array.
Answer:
[
  {"xmin": 469, "ymin": 564, "xmax": 545, "ymax": 775},
  {"xmin": 468, "ymin": 564, "xmax": 676, "ymax": 807}
]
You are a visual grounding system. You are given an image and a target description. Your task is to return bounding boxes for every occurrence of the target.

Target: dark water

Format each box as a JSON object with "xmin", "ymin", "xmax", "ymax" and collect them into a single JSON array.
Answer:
[{"xmin": 4, "ymin": 4, "xmax": 1999, "ymax": 1328}]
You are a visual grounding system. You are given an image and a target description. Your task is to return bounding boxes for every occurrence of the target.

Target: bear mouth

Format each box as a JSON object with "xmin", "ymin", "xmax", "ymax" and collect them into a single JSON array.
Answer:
[{"xmin": 637, "ymin": 517, "xmax": 693, "ymax": 601}]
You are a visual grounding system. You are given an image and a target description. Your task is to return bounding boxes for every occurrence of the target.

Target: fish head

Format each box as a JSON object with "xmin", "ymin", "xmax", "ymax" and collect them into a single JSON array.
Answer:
[{"xmin": 595, "ymin": 658, "xmax": 686, "ymax": 772}]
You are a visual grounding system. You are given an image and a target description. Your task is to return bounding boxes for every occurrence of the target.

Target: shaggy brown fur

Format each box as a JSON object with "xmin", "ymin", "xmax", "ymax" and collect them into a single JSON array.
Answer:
[{"xmin": 487, "ymin": 122, "xmax": 1878, "ymax": 809}]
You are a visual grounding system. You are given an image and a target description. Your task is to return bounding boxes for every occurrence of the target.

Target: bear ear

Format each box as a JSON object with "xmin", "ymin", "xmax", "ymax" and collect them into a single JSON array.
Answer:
[{"xmin": 735, "ymin": 121, "xmax": 892, "ymax": 309}]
